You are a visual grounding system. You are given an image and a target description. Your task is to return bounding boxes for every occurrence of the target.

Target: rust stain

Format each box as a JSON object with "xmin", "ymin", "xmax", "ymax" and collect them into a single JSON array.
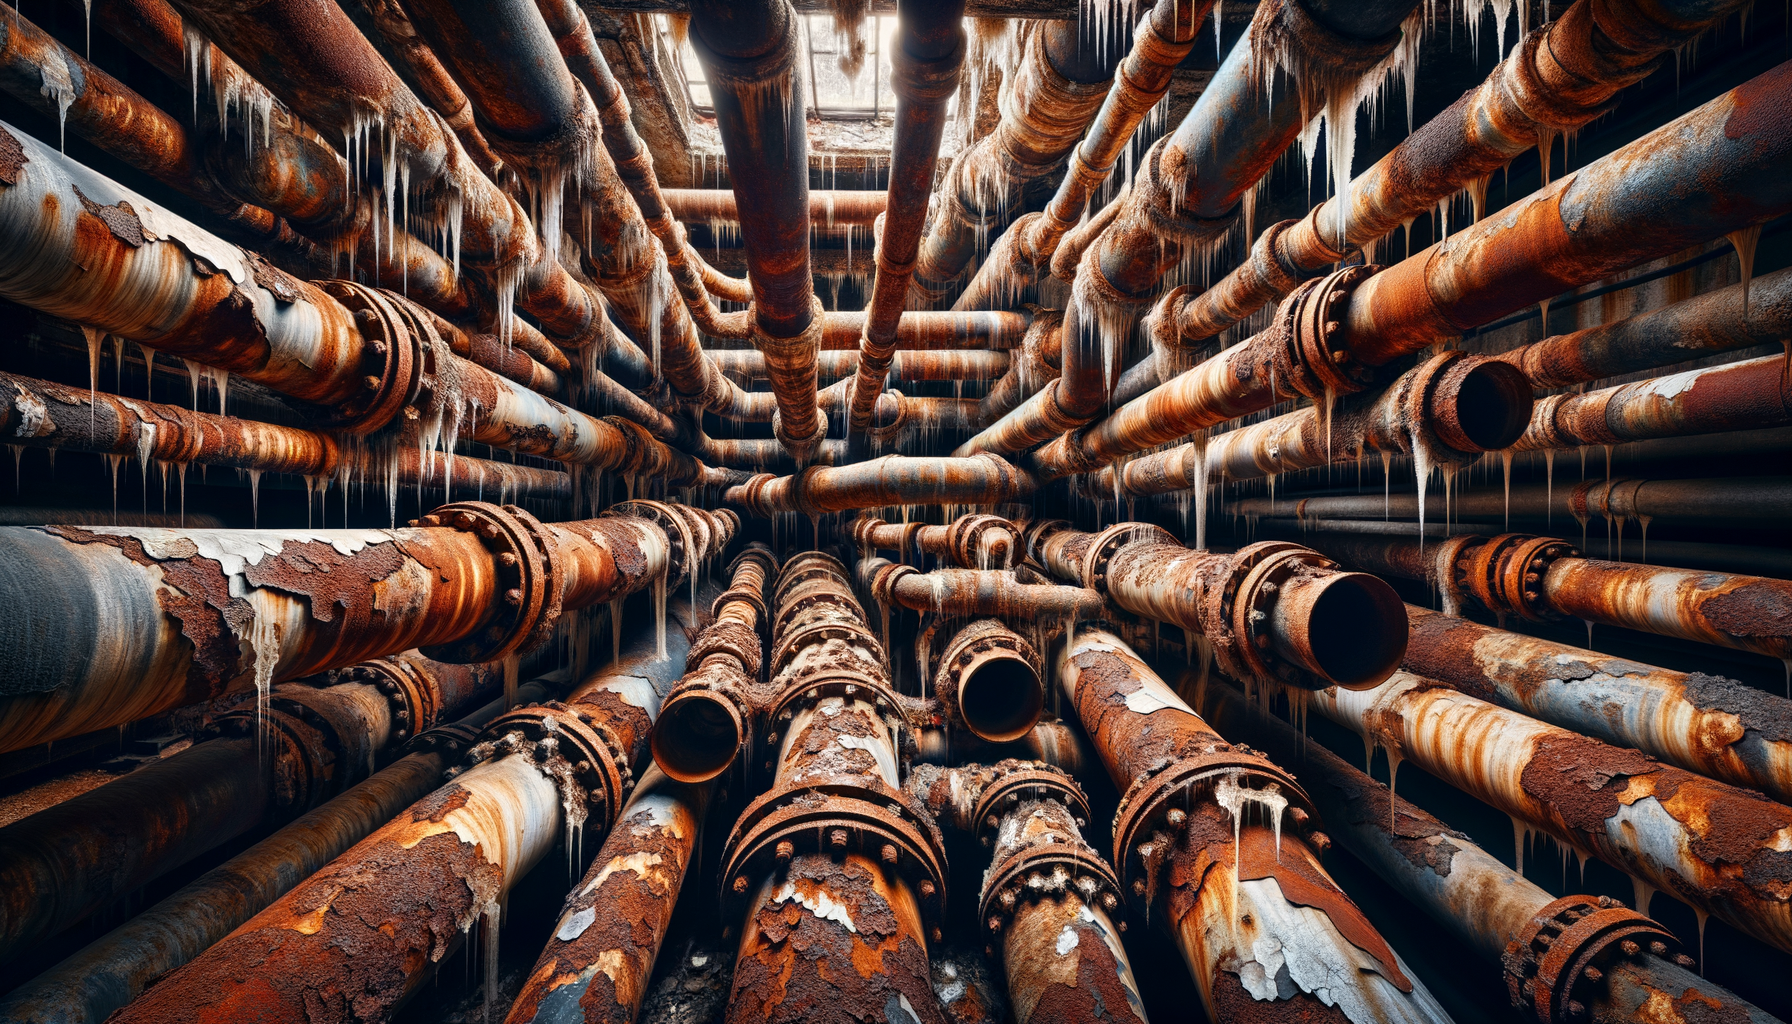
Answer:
[
  {"xmin": 73, "ymin": 184, "xmax": 147, "ymax": 247},
  {"xmin": 0, "ymin": 123, "xmax": 25, "ymax": 185}
]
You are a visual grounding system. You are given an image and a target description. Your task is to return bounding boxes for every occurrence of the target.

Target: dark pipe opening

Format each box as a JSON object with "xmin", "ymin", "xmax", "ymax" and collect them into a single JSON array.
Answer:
[
  {"xmin": 652, "ymin": 695, "xmax": 743, "ymax": 783},
  {"xmin": 1453, "ymin": 362, "xmax": 1534, "ymax": 451},
  {"xmin": 1304, "ymin": 576, "xmax": 1408, "ymax": 689},
  {"xmin": 958, "ymin": 656, "xmax": 1044, "ymax": 743}
]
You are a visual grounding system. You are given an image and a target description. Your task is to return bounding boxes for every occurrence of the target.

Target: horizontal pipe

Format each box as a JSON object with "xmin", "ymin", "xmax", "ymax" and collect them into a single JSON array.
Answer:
[
  {"xmin": 711, "ymin": 348, "xmax": 1010, "ymax": 383},
  {"xmin": 1313, "ymin": 672, "xmax": 1792, "ymax": 956},
  {"xmin": 724, "ymin": 453, "xmax": 1035, "ymax": 515},
  {"xmin": 862, "ymin": 558, "xmax": 1108, "ymax": 620},
  {"xmin": 1513, "ymin": 354, "xmax": 1791, "ymax": 451},
  {"xmin": 662, "ymin": 188, "xmax": 885, "ymax": 225},
  {"xmin": 853, "ymin": 512, "xmax": 1020, "ymax": 569},
  {"xmin": 818, "ymin": 310, "xmax": 1029, "ymax": 350},
  {"xmin": 930, "ymin": 618, "xmax": 1044, "ymax": 743}
]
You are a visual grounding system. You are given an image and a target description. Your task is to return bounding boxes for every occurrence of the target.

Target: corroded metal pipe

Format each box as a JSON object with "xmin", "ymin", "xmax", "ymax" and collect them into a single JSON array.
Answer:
[
  {"xmin": 664, "ymin": 188, "xmax": 886, "ymax": 225},
  {"xmin": 1057, "ymin": 626, "xmax": 1451, "ymax": 1023},
  {"xmin": 1162, "ymin": 0, "xmax": 1756, "ymax": 347},
  {"xmin": 0, "ymin": 668, "xmax": 523, "ymax": 1024},
  {"xmin": 912, "ymin": 720, "xmax": 1096, "ymax": 781},
  {"xmin": 1193, "ymin": 677, "xmax": 1771, "ymax": 1024},
  {"xmin": 110, "ymin": 609, "xmax": 698, "ymax": 1024},
  {"xmin": 905, "ymin": 761, "xmax": 1142, "ymax": 1024},
  {"xmin": 820, "ymin": 310, "xmax": 1029, "ymax": 351},
  {"xmin": 1402, "ymin": 604, "xmax": 1792, "ymax": 805},
  {"xmin": 853, "ymin": 513, "xmax": 1021, "ymax": 569},
  {"xmin": 1513, "ymin": 354, "xmax": 1791, "ymax": 452},
  {"xmin": 843, "ymin": 0, "xmax": 966, "ymax": 440},
  {"xmin": 0, "ymin": 500, "xmax": 729, "ymax": 754},
  {"xmin": 715, "ymin": 348, "xmax": 1011, "ymax": 384},
  {"xmin": 1031, "ymin": 62, "xmax": 1792, "ymax": 480},
  {"xmin": 1033, "ymin": 523, "xmax": 1407, "ymax": 690},
  {"xmin": 718, "ymin": 552, "xmax": 949, "ymax": 1023},
  {"xmin": 344, "ymin": 0, "xmax": 504, "ymax": 176},
  {"xmin": 725, "ymin": 454, "xmax": 1035, "ymax": 516},
  {"xmin": 863, "ymin": 559, "xmax": 1108, "ymax": 621},
  {"xmin": 1314, "ymin": 672, "xmax": 1792, "ymax": 956},
  {"xmin": 1300, "ymin": 531, "xmax": 1792, "ymax": 660},
  {"xmin": 928, "ymin": 619, "xmax": 1043, "ymax": 743},
  {"xmin": 650, "ymin": 544, "xmax": 777, "ymax": 784}
]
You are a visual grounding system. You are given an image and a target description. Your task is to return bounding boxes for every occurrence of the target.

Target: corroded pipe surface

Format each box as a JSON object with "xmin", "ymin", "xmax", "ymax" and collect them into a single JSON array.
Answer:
[
  {"xmin": 819, "ymin": 311, "xmax": 1029, "ymax": 351},
  {"xmin": 931, "ymin": 619, "xmax": 1043, "ymax": 743},
  {"xmin": 725, "ymin": 454, "xmax": 1035, "ymax": 516},
  {"xmin": 1513, "ymin": 354, "xmax": 1791, "ymax": 452},
  {"xmin": 714, "ymin": 348, "xmax": 1011, "ymax": 383},
  {"xmin": 664, "ymin": 188, "xmax": 887, "ymax": 225},
  {"xmin": 854, "ymin": 513, "xmax": 1020, "ymax": 569},
  {"xmin": 863, "ymin": 558, "xmax": 1109, "ymax": 621},
  {"xmin": 1057, "ymin": 626, "xmax": 1450, "ymax": 1023},
  {"xmin": 1314, "ymin": 672, "xmax": 1792, "ymax": 956},
  {"xmin": 1401, "ymin": 604, "xmax": 1792, "ymax": 805},
  {"xmin": 1191, "ymin": 676, "xmax": 1771, "ymax": 1024},
  {"xmin": 1228, "ymin": 477, "xmax": 1792, "ymax": 529}
]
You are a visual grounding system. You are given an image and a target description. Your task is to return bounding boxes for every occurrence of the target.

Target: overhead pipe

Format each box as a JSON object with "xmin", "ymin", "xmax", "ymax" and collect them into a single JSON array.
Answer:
[
  {"xmin": 1513, "ymin": 354, "xmax": 1792, "ymax": 453},
  {"xmin": 686, "ymin": 0, "xmax": 825, "ymax": 462},
  {"xmin": 1192, "ymin": 678, "xmax": 1772, "ymax": 1024},
  {"xmin": 910, "ymin": 20, "xmax": 1118, "ymax": 305},
  {"xmin": 714, "ymin": 348, "xmax": 1010, "ymax": 384},
  {"xmin": 1401, "ymin": 604, "xmax": 1792, "ymax": 804},
  {"xmin": 717, "ymin": 552, "xmax": 950, "ymax": 1023},
  {"xmin": 0, "ymin": 664, "xmax": 532, "ymax": 1024},
  {"xmin": 862, "ymin": 559, "xmax": 1109, "ymax": 621},
  {"xmin": 1031, "ymin": 522, "xmax": 1407, "ymax": 690},
  {"xmin": 0, "ymin": 658, "xmax": 496, "ymax": 961},
  {"xmin": 726, "ymin": 453, "xmax": 1035, "ymax": 516},
  {"xmin": 906, "ymin": 761, "xmax": 1143, "ymax": 1024},
  {"xmin": 1161, "ymin": 0, "xmax": 1759, "ymax": 349},
  {"xmin": 1314, "ymin": 672, "xmax": 1792, "ymax": 956},
  {"xmin": 978, "ymin": 310, "xmax": 1062, "ymax": 426},
  {"xmin": 1295, "ymin": 530, "xmax": 1792, "ymax": 660},
  {"xmin": 1057, "ymin": 625, "xmax": 1452, "ymax": 1023},
  {"xmin": 1031, "ymin": 62, "xmax": 1792, "ymax": 480},
  {"xmin": 510, "ymin": 553, "xmax": 771, "ymax": 1021},
  {"xmin": 110, "ymin": 602, "xmax": 700, "ymax": 1024},
  {"xmin": 925, "ymin": 619, "xmax": 1044, "ymax": 743},
  {"xmin": 853, "ymin": 512, "xmax": 1022, "ymax": 569},
  {"xmin": 953, "ymin": 0, "xmax": 1209, "ymax": 312},
  {"xmin": 663, "ymin": 188, "xmax": 886, "ymax": 225},
  {"xmin": 1494, "ymin": 266, "xmax": 1792, "ymax": 389},
  {"xmin": 842, "ymin": 0, "xmax": 966, "ymax": 442},
  {"xmin": 342, "ymin": 0, "xmax": 504, "ymax": 176},
  {"xmin": 0, "ymin": 499, "xmax": 732, "ymax": 754},
  {"xmin": 819, "ymin": 310, "xmax": 1029, "ymax": 351},
  {"xmin": 1229, "ymin": 477, "xmax": 1792, "ymax": 531}
]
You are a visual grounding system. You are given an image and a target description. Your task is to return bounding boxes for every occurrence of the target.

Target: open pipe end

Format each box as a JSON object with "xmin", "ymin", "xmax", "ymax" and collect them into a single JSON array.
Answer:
[
  {"xmin": 1272, "ymin": 571, "xmax": 1409, "ymax": 691},
  {"xmin": 651, "ymin": 689, "xmax": 746, "ymax": 784},
  {"xmin": 1433, "ymin": 358, "xmax": 1535, "ymax": 454},
  {"xmin": 952, "ymin": 649, "xmax": 1045, "ymax": 744}
]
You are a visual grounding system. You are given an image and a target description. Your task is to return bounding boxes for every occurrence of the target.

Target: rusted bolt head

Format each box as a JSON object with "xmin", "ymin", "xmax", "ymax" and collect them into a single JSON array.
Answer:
[
  {"xmin": 829, "ymin": 829, "xmax": 849, "ymax": 853},
  {"xmin": 987, "ymin": 915, "xmax": 1004, "ymax": 934},
  {"xmin": 999, "ymin": 890, "xmax": 1017, "ymax": 910},
  {"xmin": 363, "ymin": 375, "xmax": 382, "ymax": 391},
  {"xmin": 775, "ymin": 840, "xmax": 794, "ymax": 865},
  {"xmin": 1117, "ymin": 920, "xmax": 1127, "ymax": 932},
  {"xmin": 505, "ymin": 588, "xmax": 524, "ymax": 606},
  {"xmin": 1674, "ymin": 954, "xmax": 1696, "ymax": 967},
  {"xmin": 395, "ymin": 709, "xmax": 410, "ymax": 722},
  {"xmin": 1649, "ymin": 941, "xmax": 1668, "ymax": 956},
  {"xmin": 454, "ymin": 512, "xmax": 476, "ymax": 529},
  {"xmin": 880, "ymin": 844, "xmax": 899, "ymax": 866},
  {"xmin": 1620, "ymin": 940, "xmax": 1640, "ymax": 956},
  {"xmin": 478, "ymin": 523, "xmax": 500, "ymax": 541},
  {"xmin": 498, "ymin": 551, "xmax": 519, "ymax": 568},
  {"xmin": 1166, "ymin": 808, "xmax": 1187, "ymax": 827},
  {"xmin": 1132, "ymin": 879, "xmax": 1147, "ymax": 895},
  {"xmin": 1597, "ymin": 895, "xmax": 1614, "ymax": 907},
  {"xmin": 931, "ymin": 926, "xmax": 942, "ymax": 943},
  {"xmin": 1566, "ymin": 1002, "xmax": 1585, "ymax": 1018},
  {"xmin": 421, "ymin": 514, "xmax": 442, "ymax": 527},
  {"xmin": 1255, "ymin": 635, "xmax": 1271, "ymax": 649},
  {"xmin": 1100, "ymin": 892, "xmax": 1118, "ymax": 911},
  {"xmin": 1137, "ymin": 842, "xmax": 1154, "ymax": 860},
  {"xmin": 353, "ymin": 308, "xmax": 379, "ymax": 328},
  {"xmin": 918, "ymin": 880, "xmax": 936, "ymax": 899},
  {"xmin": 984, "ymin": 814, "xmax": 1000, "ymax": 831},
  {"xmin": 732, "ymin": 875, "xmax": 749, "ymax": 894},
  {"xmin": 1309, "ymin": 831, "xmax": 1332, "ymax": 854},
  {"xmin": 1582, "ymin": 966, "xmax": 1602, "ymax": 982}
]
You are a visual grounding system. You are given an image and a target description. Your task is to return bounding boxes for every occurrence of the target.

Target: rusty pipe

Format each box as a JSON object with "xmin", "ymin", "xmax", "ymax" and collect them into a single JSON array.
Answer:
[
  {"xmin": 725, "ymin": 453, "xmax": 1035, "ymax": 516},
  {"xmin": 1057, "ymin": 626, "xmax": 1451, "ymax": 1022},
  {"xmin": 952, "ymin": 0, "xmax": 1210, "ymax": 312},
  {"xmin": 1402, "ymin": 604, "xmax": 1792, "ymax": 806},
  {"xmin": 1192, "ymin": 677, "xmax": 1772, "ymax": 1024},
  {"xmin": 651, "ymin": 544, "xmax": 777, "ymax": 784},
  {"xmin": 904, "ymin": 761, "xmax": 1143, "ymax": 1024},
  {"xmin": 1513, "ymin": 355, "xmax": 1792, "ymax": 453},
  {"xmin": 0, "ymin": 671, "xmax": 524, "ymax": 1024},
  {"xmin": 912, "ymin": 720, "xmax": 1096, "ymax": 781},
  {"xmin": 664, "ymin": 188, "xmax": 886, "ymax": 225},
  {"xmin": 843, "ymin": 0, "xmax": 966, "ymax": 440},
  {"xmin": 342, "ymin": 0, "xmax": 504, "ymax": 176},
  {"xmin": 1314, "ymin": 672, "xmax": 1792, "ymax": 956},
  {"xmin": 929, "ymin": 619, "xmax": 1043, "ymax": 743},
  {"xmin": 820, "ymin": 310, "xmax": 1030, "ymax": 351},
  {"xmin": 715, "ymin": 348, "xmax": 1011, "ymax": 384},
  {"xmin": 853, "ymin": 513, "xmax": 1021, "ymax": 569},
  {"xmin": 1033, "ymin": 523, "xmax": 1407, "ymax": 690},
  {"xmin": 1031, "ymin": 62, "xmax": 1792, "ymax": 480},
  {"xmin": 718, "ymin": 552, "xmax": 949, "ymax": 1023},
  {"xmin": 862, "ymin": 558, "xmax": 1109, "ymax": 621},
  {"xmin": 109, "ymin": 611, "xmax": 697, "ymax": 1024}
]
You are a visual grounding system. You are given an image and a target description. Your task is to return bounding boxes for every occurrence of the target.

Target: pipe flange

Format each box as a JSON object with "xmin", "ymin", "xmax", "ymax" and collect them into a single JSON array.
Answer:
[
  {"xmin": 686, "ymin": 620, "xmax": 765, "ymax": 678},
  {"xmin": 1111, "ymin": 745, "xmax": 1314, "ymax": 912},
  {"xmin": 1128, "ymin": 137, "xmax": 1236, "ymax": 249},
  {"xmin": 770, "ymin": 575, "xmax": 873, "ymax": 641},
  {"xmin": 1397, "ymin": 350, "xmax": 1482, "ymax": 465},
  {"xmin": 868, "ymin": 560, "xmax": 922, "ymax": 612},
  {"xmin": 1461, "ymin": 533, "xmax": 1576, "ymax": 622},
  {"xmin": 321, "ymin": 280, "xmax": 423, "ymax": 435},
  {"xmin": 712, "ymin": 546, "xmax": 778, "ymax": 629},
  {"xmin": 734, "ymin": 472, "xmax": 781, "ymax": 519},
  {"xmin": 398, "ymin": 718, "xmax": 483, "ymax": 760},
  {"xmin": 980, "ymin": 838, "xmax": 1123, "ymax": 945},
  {"xmin": 971, "ymin": 767, "xmax": 1089, "ymax": 849},
  {"xmin": 771, "ymin": 409, "xmax": 830, "ymax": 468},
  {"xmin": 1022, "ymin": 519, "xmax": 1072, "ymax": 566},
  {"xmin": 889, "ymin": 24, "xmax": 966, "ymax": 104},
  {"xmin": 1229, "ymin": 543, "xmax": 1343, "ymax": 689},
  {"xmin": 1431, "ymin": 533, "xmax": 1483, "ymax": 618},
  {"xmin": 720, "ymin": 781, "xmax": 949, "ymax": 924},
  {"xmin": 863, "ymin": 388, "xmax": 910, "ymax": 445},
  {"xmin": 1080, "ymin": 522, "xmax": 1179, "ymax": 593},
  {"xmin": 473, "ymin": 701, "xmax": 631, "ymax": 829},
  {"xmin": 933, "ymin": 619, "xmax": 1042, "ymax": 733},
  {"xmin": 331, "ymin": 654, "xmax": 442, "ymax": 741},
  {"xmin": 214, "ymin": 696, "xmax": 336, "ymax": 810},
  {"xmin": 1503, "ymin": 894, "xmax": 1685, "ymax": 1024},
  {"xmin": 769, "ymin": 614, "xmax": 886, "ymax": 682},
  {"xmin": 1275, "ymin": 266, "xmax": 1377, "ymax": 403},
  {"xmin": 946, "ymin": 514, "xmax": 1020, "ymax": 570},
  {"xmin": 417, "ymin": 501, "xmax": 564, "ymax": 663},
  {"xmin": 774, "ymin": 550, "xmax": 852, "ymax": 603},
  {"xmin": 768, "ymin": 667, "xmax": 908, "ymax": 733},
  {"xmin": 606, "ymin": 499, "xmax": 695, "ymax": 585}
]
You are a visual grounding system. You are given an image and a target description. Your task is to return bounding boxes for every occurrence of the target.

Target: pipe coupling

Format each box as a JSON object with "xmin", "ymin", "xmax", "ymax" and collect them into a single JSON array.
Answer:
[
  {"xmin": 933, "ymin": 618, "xmax": 1043, "ymax": 743},
  {"xmin": 975, "ymin": 766, "xmax": 1123, "ymax": 944},
  {"xmin": 1502, "ymin": 894, "xmax": 1686, "ymax": 1024},
  {"xmin": 603, "ymin": 500, "xmax": 734, "ymax": 585},
  {"xmin": 329, "ymin": 654, "xmax": 445, "ymax": 741},
  {"xmin": 1398, "ymin": 349, "xmax": 1536, "ymax": 460},
  {"xmin": 945, "ymin": 514, "xmax": 1021, "ymax": 570},
  {"xmin": 463, "ymin": 700, "xmax": 634, "ymax": 831},
  {"xmin": 212, "ymin": 681, "xmax": 394, "ymax": 809},
  {"xmin": 1270, "ymin": 264, "xmax": 1379, "ymax": 402},
  {"xmin": 889, "ymin": 26, "xmax": 967, "ymax": 105},
  {"xmin": 1451, "ymin": 533, "xmax": 1578, "ymax": 623},
  {"xmin": 416, "ymin": 502, "xmax": 566, "ymax": 663},
  {"xmin": 321, "ymin": 281, "xmax": 427, "ymax": 435}
]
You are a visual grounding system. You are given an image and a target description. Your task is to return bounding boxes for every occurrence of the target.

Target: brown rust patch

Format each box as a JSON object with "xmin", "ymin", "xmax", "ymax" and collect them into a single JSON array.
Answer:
[
  {"xmin": 1519, "ymin": 734, "xmax": 1666, "ymax": 833},
  {"xmin": 0, "ymin": 124, "xmax": 24, "ymax": 185},
  {"xmin": 1698, "ymin": 583, "xmax": 1792, "ymax": 646},
  {"xmin": 1681, "ymin": 673, "xmax": 1792, "ymax": 745},
  {"xmin": 1207, "ymin": 968, "xmax": 1356, "ymax": 1024},
  {"xmin": 1724, "ymin": 59, "xmax": 1792, "ymax": 146},
  {"xmin": 248, "ymin": 251, "xmax": 304, "ymax": 303},
  {"xmin": 571, "ymin": 685, "xmax": 655, "ymax": 767},
  {"xmin": 73, "ymin": 184, "xmax": 147, "ymax": 247},
  {"xmin": 1018, "ymin": 905, "xmax": 1145, "ymax": 1024},
  {"xmin": 240, "ymin": 540, "xmax": 409, "ymax": 623}
]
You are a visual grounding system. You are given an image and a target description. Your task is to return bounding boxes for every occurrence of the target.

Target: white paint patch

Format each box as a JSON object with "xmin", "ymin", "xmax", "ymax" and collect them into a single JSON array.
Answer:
[
  {"xmin": 1056, "ymin": 924, "xmax": 1080, "ymax": 955},
  {"xmin": 584, "ymin": 851, "xmax": 664, "ymax": 894},
  {"xmin": 101, "ymin": 527, "xmax": 392, "ymax": 575},
  {"xmin": 555, "ymin": 906, "xmax": 597, "ymax": 941},
  {"xmin": 772, "ymin": 881, "xmax": 857, "ymax": 933}
]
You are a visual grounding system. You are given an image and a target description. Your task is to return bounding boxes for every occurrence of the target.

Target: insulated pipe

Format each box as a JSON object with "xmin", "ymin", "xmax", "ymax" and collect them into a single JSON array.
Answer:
[
  {"xmin": 952, "ymin": 0, "xmax": 1209, "ymax": 312},
  {"xmin": 725, "ymin": 453, "xmax": 1035, "ymax": 516},
  {"xmin": 853, "ymin": 513, "xmax": 1021, "ymax": 569},
  {"xmin": 1513, "ymin": 355, "xmax": 1792, "ymax": 452},
  {"xmin": 1164, "ymin": 0, "xmax": 1759, "ymax": 347},
  {"xmin": 928, "ymin": 619, "xmax": 1044, "ymax": 743},
  {"xmin": 713, "ymin": 348, "xmax": 1011, "ymax": 383},
  {"xmin": 862, "ymin": 559, "xmax": 1109, "ymax": 621},
  {"xmin": 904, "ymin": 761, "xmax": 1142, "ymax": 1024},
  {"xmin": 1192, "ymin": 678, "xmax": 1771, "ymax": 1024},
  {"xmin": 663, "ymin": 188, "xmax": 886, "ymax": 225},
  {"xmin": 1298, "ymin": 531, "xmax": 1792, "ymax": 660},
  {"xmin": 1031, "ymin": 62, "xmax": 1792, "ymax": 480},
  {"xmin": 0, "ymin": 673, "xmax": 424, "ymax": 961},
  {"xmin": 650, "ymin": 544, "xmax": 777, "ymax": 785},
  {"xmin": 1313, "ymin": 672, "xmax": 1792, "ymax": 957},
  {"xmin": 1056, "ymin": 626, "xmax": 1451, "ymax": 1023},
  {"xmin": 718, "ymin": 552, "xmax": 949, "ymax": 1024},
  {"xmin": 687, "ymin": 0, "xmax": 823, "ymax": 461},
  {"xmin": 1032, "ymin": 523, "xmax": 1407, "ymax": 690},
  {"xmin": 910, "ymin": 20, "xmax": 1117, "ymax": 304},
  {"xmin": 843, "ymin": 0, "xmax": 966, "ymax": 440},
  {"xmin": 1401, "ymin": 605, "xmax": 1792, "ymax": 805},
  {"xmin": 0, "ymin": 673, "xmax": 528, "ymax": 1024},
  {"xmin": 1494, "ymin": 267, "xmax": 1792, "ymax": 389},
  {"xmin": 110, "ymin": 608, "xmax": 698, "ymax": 1024},
  {"xmin": 0, "ymin": 500, "xmax": 723, "ymax": 754},
  {"xmin": 0, "ymin": 370, "xmax": 571, "ymax": 502}
]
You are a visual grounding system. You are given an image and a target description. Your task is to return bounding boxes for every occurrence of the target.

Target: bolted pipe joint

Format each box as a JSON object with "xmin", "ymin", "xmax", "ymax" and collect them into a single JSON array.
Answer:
[
  {"xmin": 324, "ymin": 652, "xmax": 502, "ymax": 742},
  {"xmin": 602, "ymin": 500, "xmax": 738, "ymax": 587},
  {"xmin": 1500, "ymin": 894, "xmax": 1683, "ymax": 1024},
  {"xmin": 212, "ymin": 679, "xmax": 396, "ymax": 810},
  {"xmin": 931, "ymin": 619, "xmax": 1045, "ymax": 744},
  {"xmin": 466, "ymin": 699, "xmax": 638, "ymax": 835}
]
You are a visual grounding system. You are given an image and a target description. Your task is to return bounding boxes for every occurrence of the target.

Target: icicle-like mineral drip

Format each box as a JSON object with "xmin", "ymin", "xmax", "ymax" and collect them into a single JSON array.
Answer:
[{"xmin": 1729, "ymin": 224, "xmax": 1762, "ymax": 313}]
